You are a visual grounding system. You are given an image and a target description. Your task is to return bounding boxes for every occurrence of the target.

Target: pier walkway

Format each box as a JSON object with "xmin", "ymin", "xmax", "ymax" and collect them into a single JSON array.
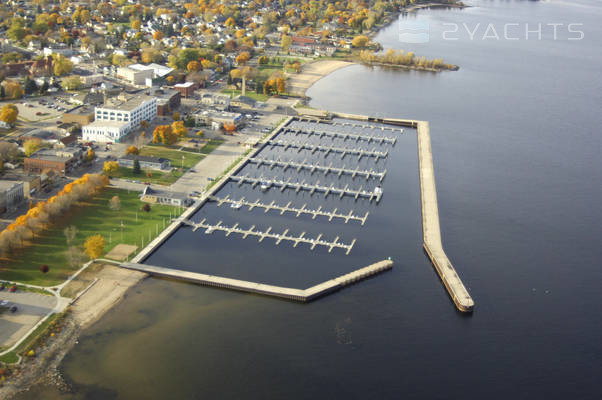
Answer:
[
  {"xmin": 248, "ymin": 157, "xmax": 386, "ymax": 182},
  {"xmin": 417, "ymin": 121, "xmax": 474, "ymax": 312},
  {"xmin": 266, "ymin": 139, "xmax": 388, "ymax": 160},
  {"xmin": 208, "ymin": 195, "xmax": 370, "ymax": 225},
  {"xmin": 120, "ymin": 260, "xmax": 393, "ymax": 302},
  {"xmin": 181, "ymin": 218, "xmax": 357, "ymax": 255},
  {"xmin": 283, "ymin": 127, "xmax": 398, "ymax": 145},
  {"xmin": 229, "ymin": 175, "xmax": 383, "ymax": 202}
]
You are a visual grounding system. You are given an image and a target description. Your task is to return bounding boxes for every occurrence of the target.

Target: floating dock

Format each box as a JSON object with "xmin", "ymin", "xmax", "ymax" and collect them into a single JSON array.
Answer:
[
  {"xmin": 283, "ymin": 127, "xmax": 398, "ymax": 145},
  {"xmin": 266, "ymin": 139, "xmax": 388, "ymax": 160},
  {"xmin": 248, "ymin": 157, "xmax": 386, "ymax": 182},
  {"xmin": 181, "ymin": 218, "xmax": 357, "ymax": 255},
  {"xmin": 209, "ymin": 195, "xmax": 370, "ymax": 225},
  {"xmin": 230, "ymin": 175, "xmax": 383, "ymax": 202},
  {"xmin": 120, "ymin": 259, "xmax": 393, "ymax": 302},
  {"xmin": 416, "ymin": 121, "xmax": 474, "ymax": 312}
]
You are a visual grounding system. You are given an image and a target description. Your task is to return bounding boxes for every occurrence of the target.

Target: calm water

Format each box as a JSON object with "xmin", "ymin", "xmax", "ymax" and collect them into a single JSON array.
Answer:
[{"xmin": 16, "ymin": 1, "xmax": 602, "ymax": 399}]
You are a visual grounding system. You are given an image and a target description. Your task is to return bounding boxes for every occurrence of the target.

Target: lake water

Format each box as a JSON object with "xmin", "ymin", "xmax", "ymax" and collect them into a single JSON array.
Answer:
[{"xmin": 14, "ymin": 1, "xmax": 602, "ymax": 399}]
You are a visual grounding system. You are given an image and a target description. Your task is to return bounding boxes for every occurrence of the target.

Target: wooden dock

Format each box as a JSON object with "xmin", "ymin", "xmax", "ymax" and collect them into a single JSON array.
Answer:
[
  {"xmin": 248, "ymin": 157, "xmax": 386, "ymax": 182},
  {"xmin": 181, "ymin": 218, "xmax": 357, "ymax": 255},
  {"xmin": 120, "ymin": 259, "xmax": 393, "ymax": 302},
  {"xmin": 230, "ymin": 175, "xmax": 383, "ymax": 202},
  {"xmin": 266, "ymin": 139, "xmax": 388, "ymax": 160},
  {"xmin": 209, "ymin": 195, "xmax": 370, "ymax": 225},
  {"xmin": 416, "ymin": 121, "xmax": 474, "ymax": 312},
  {"xmin": 283, "ymin": 127, "xmax": 398, "ymax": 145}
]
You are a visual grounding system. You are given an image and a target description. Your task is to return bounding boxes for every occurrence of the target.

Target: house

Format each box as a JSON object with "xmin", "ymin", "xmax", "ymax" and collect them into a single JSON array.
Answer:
[
  {"xmin": 117, "ymin": 154, "xmax": 171, "ymax": 171},
  {"xmin": 82, "ymin": 94, "xmax": 157, "ymax": 143},
  {"xmin": 0, "ymin": 180, "xmax": 25, "ymax": 213},
  {"xmin": 140, "ymin": 186, "xmax": 192, "ymax": 207}
]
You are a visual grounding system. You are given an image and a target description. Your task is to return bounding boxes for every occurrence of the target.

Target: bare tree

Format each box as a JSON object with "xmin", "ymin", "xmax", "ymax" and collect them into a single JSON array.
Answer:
[
  {"xmin": 0, "ymin": 142, "xmax": 18, "ymax": 162},
  {"xmin": 109, "ymin": 195, "xmax": 121, "ymax": 211},
  {"xmin": 66, "ymin": 245, "xmax": 86, "ymax": 268},
  {"xmin": 64, "ymin": 225, "xmax": 78, "ymax": 245}
]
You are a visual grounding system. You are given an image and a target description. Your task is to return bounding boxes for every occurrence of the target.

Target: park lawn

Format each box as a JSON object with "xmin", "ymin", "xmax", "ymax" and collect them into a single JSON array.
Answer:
[
  {"xmin": 200, "ymin": 139, "xmax": 224, "ymax": 155},
  {"xmin": 0, "ymin": 188, "xmax": 183, "ymax": 286},
  {"xmin": 111, "ymin": 166, "xmax": 182, "ymax": 185},
  {"xmin": 220, "ymin": 89, "xmax": 269, "ymax": 102},
  {"xmin": 139, "ymin": 146, "xmax": 204, "ymax": 169}
]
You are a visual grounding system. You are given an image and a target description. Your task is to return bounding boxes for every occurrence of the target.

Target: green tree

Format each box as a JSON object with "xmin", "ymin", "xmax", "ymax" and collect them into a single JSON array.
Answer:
[{"xmin": 133, "ymin": 158, "xmax": 141, "ymax": 174}]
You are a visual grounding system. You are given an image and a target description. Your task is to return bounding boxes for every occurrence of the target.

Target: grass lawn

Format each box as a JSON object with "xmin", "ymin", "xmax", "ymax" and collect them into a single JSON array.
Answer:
[
  {"xmin": 139, "ymin": 146, "xmax": 205, "ymax": 169},
  {"xmin": 221, "ymin": 89, "xmax": 269, "ymax": 102},
  {"xmin": 0, "ymin": 188, "xmax": 184, "ymax": 286},
  {"xmin": 111, "ymin": 166, "xmax": 182, "ymax": 185}
]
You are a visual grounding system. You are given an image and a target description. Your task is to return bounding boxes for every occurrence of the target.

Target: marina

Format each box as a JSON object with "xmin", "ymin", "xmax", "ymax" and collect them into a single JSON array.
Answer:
[
  {"xmin": 247, "ymin": 157, "xmax": 387, "ymax": 181},
  {"xmin": 266, "ymin": 139, "xmax": 389, "ymax": 160},
  {"xmin": 208, "ymin": 195, "xmax": 370, "ymax": 225},
  {"xmin": 282, "ymin": 127, "xmax": 398, "ymax": 145}
]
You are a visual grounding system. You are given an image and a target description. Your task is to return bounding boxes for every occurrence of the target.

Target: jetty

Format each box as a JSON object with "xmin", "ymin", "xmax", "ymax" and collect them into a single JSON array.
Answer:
[
  {"xmin": 248, "ymin": 157, "xmax": 386, "ymax": 182},
  {"xmin": 181, "ymin": 218, "xmax": 357, "ymax": 255},
  {"xmin": 266, "ymin": 139, "xmax": 388, "ymax": 160},
  {"xmin": 229, "ymin": 175, "xmax": 383, "ymax": 202},
  {"xmin": 120, "ymin": 259, "xmax": 393, "ymax": 302},
  {"xmin": 283, "ymin": 127, "xmax": 398, "ymax": 145},
  {"xmin": 209, "ymin": 195, "xmax": 370, "ymax": 225},
  {"xmin": 416, "ymin": 121, "xmax": 474, "ymax": 312}
]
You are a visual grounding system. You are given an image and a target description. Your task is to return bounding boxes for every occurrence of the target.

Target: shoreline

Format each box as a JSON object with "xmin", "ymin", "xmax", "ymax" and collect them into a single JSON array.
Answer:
[{"xmin": 287, "ymin": 60, "xmax": 356, "ymax": 97}]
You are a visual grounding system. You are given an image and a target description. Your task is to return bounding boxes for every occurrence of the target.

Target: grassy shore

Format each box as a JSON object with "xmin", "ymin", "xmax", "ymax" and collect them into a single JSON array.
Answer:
[{"xmin": 0, "ymin": 188, "xmax": 183, "ymax": 286}]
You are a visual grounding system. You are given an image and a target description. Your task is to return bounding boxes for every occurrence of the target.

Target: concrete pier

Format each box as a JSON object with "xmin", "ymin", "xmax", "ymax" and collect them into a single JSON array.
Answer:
[
  {"xmin": 209, "ymin": 195, "xmax": 370, "ymax": 225},
  {"xmin": 120, "ymin": 260, "xmax": 393, "ymax": 302},
  {"xmin": 416, "ymin": 121, "xmax": 474, "ymax": 312},
  {"xmin": 267, "ymin": 139, "xmax": 388, "ymax": 160},
  {"xmin": 284, "ymin": 127, "xmax": 398, "ymax": 145},
  {"xmin": 180, "ymin": 218, "xmax": 357, "ymax": 255},
  {"xmin": 248, "ymin": 157, "xmax": 386, "ymax": 181},
  {"xmin": 229, "ymin": 175, "xmax": 383, "ymax": 202}
]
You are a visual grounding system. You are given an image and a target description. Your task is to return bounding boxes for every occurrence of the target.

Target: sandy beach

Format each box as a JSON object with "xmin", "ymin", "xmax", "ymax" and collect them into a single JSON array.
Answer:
[{"xmin": 287, "ymin": 60, "xmax": 355, "ymax": 96}]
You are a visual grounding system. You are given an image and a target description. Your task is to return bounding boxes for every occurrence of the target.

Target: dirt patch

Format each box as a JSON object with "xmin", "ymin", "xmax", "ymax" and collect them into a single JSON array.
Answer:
[
  {"xmin": 105, "ymin": 244, "xmax": 138, "ymax": 262},
  {"xmin": 59, "ymin": 263, "xmax": 104, "ymax": 299}
]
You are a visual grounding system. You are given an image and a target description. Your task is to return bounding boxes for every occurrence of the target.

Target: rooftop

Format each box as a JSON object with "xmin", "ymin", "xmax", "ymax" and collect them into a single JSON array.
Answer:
[
  {"xmin": 84, "ymin": 120, "xmax": 128, "ymax": 128},
  {"xmin": 101, "ymin": 94, "xmax": 155, "ymax": 111},
  {"xmin": 0, "ymin": 180, "xmax": 23, "ymax": 192}
]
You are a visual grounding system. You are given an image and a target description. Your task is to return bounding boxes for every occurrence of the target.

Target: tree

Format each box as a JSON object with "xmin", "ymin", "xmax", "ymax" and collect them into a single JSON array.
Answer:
[
  {"xmin": 23, "ymin": 138, "xmax": 42, "ymax": 156},
  {"xmin": 66, "ymin": 245, "xmax": 85, "ymax": 268},
  {"xmin": 103, "ymin": 160, "xmax": 119, "ymax": 175},
  {"xmin": 196, "ymin": 130, "xmax": 204, "ymax": 137},
  {"xmin": 281, "ymin": 34, "xmax": 292, "ymax": 51},
  {"xmin": 153, "ymin": 31, "xmax": 163, "ymax": 40},
  {"xmin": 0, "ymin": 141, "xmax": 19, "ymax": 161},
  {"xmin": 3, "ymin": 81, "xmax": 23, "ymax": 100},
  {"xmin": 126, "ymin": 145, "xmax": 139, "ymax": 155},
  {"xmin": 187, "ymin": 61, "xmax": 201, "ymax": 72},
  {"xmin": 230, "ymin": 66, "xmax": 256, "ymax": 96},
  {"xmin": 61, "ymin": 75, "xmax": 82, "ymax": 91},
  {"xmin": 152, "ymin": 125, "xmax": 178, "ymax": 145},
  {"xmin": 258, "ymin": 56, "xmax": 269, "ymax": 65},
  {"xmin": 133, "ymin": 158, "xmax": 141, "ymax": 174},
  {"xmin": 24, "ymin": 77, "xmax": 38, "ymax": 95},
  {"xmin": 171, "ymin": 121, "xmax": 188, "ymax": 137},
  {"xmin": 352, "ymin": 35, "xmax": 370, "ymax": 48},
  {"xmin": 172, "ymin": 112, "xmax": 180, "ymax": 121},
  {"xmin": 276, "ymin": 77, "xmax": 286, "ymax": 94},
  {"xmin": 84, "ymin": 234, "xmax": 105, "ymax": 259},
  {"xmin": 235, "ymin": 51, "xmax": 250, "ymax": 66},
  {"xmin": 225, "ymin": 17, "xmax": 236, "ymax": 28},
  {"xmin": 109, "ymin": 195, "xmax": 121, "ymax": 211},
  {"xmin": 140, "ymin": 120, "xmax": 148, "ymax": 129},
  {"xmin": 86, "ymin": 148, "xmax": 95, "ymax": 161},
  {"xmin": 131, "ymin": 20, "xmax": 142, "ymax": 30},
  {"xmin": 39, "ymin": 81, "xmax": 49, "ymax": 95},
  {"xmin": 64, "ymin": 225, "xmax": 78, "ymax": 245},
  {"xmin": 40, "ymin": 264, "xmax": 49, "ymax": 273},
  {"xmin": 142, "ymin": 203, "xmax": 151, "ymax": 212},
  {"xmin": 0, "ymin": 104, "xmax": 19, "ymax": 125},
  {"xmin": 53, "ymin": 54, "xmax": 74, "ymax": 76}
]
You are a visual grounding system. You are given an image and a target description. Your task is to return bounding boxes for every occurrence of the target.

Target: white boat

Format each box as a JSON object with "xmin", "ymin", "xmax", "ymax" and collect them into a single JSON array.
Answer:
[
  {"xmin": 230, "ymin": 201, "xmax": 242, "ymax": 209},
  {"xmin": 205, "ymin": 227, "xmax": 214, "ymax": 234},
  {"xmin": 374, "ymin": 186, "xmax": 383, "ymax": 195},
  {"xmin": 260, "ymin": 181, "xmax": 269, "ymax": 191}
]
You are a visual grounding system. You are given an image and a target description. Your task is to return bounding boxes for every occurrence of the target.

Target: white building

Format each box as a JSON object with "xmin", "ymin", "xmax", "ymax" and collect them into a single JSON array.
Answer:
[
  {"xmin": 82, "ymin": 94, "xmax": 157, "ymax": 143},
  {"xmin": 116, "ymin": 66, "xmax": 154, "ymax": 86}
]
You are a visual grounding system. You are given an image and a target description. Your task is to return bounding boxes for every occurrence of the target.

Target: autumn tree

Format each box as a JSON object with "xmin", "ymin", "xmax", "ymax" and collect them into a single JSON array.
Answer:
[
  {"xmin": 3, "ymin": 81, "xmax": 23, "ymax": 100},
  {"xmin": 281, "ymin": 34, "xmax": 292, "ymax": 51},
  {"xmin": 84, "ymin": 234, "xmax": 105, "ymax": 259},
  {"xmin": 24, "ymin": 138, "xmax": 42, "ymax": 157},
  {"xmin": 103, "ymin": 160, "xmax": 119, "ymax": 175},
  {"xmin": 131, "ymin": 20, "xmax": 142, "ymax": 30},
  {"xmin": 172, "ymin": 112, "xmax": 180, "ymax": 121},
  {"xmin": 276, "ymin": 78, "xmax": 286, "ymax": 94},
  {"xmin": 61, "ymin": 75, "xmax": 82, "ymax": 90},
  {"xmin": 153, "ymin": 31, "xmax": 163, "ymax": 40},
  {"xmin": 172, "ymin": 121, "xmax": 188, "ymax": 137},
  {"xmin": 53, "ymin": 54, "xmax": 74, "ymax": 76},
  {"xmin": 352, "ymin": 35, "xmax": 370, "ymax": 48},
  {"xmin": 230, "ymin": 66, "xmax": 257, "ymax": 96},
  {"xmin": 187, "ymin": 61, "xmax": 201, "ymax": 72},
  {"xmin": 0, "ymin": 104, "xmax": 19, "ymax": 125},
  {"xmin": 152, "ymin": 125, "xmax": 178, "ymax": 145},
  {"xmin": 235, "ymin": 51, "xmax": 250, "ymax": 66},
  {"xmin": 86, "ymin": 148, "xmax": 95, "ymax": 161},
  {"xmin": 126, "ymin": 145, "xmax": 140, "ymax": 155}
]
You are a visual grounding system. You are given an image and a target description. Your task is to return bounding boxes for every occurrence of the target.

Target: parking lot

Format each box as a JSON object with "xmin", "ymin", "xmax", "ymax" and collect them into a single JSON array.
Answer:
[
  {"xmin": 0, "ymin": 290, "xmax": 57, "ymax": 348},
  {"xmin": 14, "ymin": 97, "xmax": 74, "ymax": 123}
]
